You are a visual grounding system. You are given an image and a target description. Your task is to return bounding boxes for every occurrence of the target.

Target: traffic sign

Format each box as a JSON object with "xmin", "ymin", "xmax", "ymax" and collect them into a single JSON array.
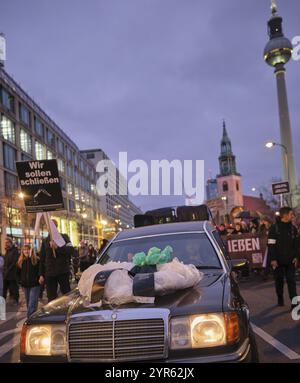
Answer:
[{"xmin": 272, "ymin": 181, "xmax": 290, "ymax": 196}]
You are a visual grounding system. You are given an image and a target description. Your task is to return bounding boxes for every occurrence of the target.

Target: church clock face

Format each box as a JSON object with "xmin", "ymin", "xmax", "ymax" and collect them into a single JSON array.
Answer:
[{"xmin": 222, "ymin": 161, "xmax": 229, "ymax": 173}]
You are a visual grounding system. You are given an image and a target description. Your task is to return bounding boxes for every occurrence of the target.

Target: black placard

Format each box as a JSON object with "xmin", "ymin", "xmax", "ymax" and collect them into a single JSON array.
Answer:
[
  {"xmin": 16, "ymin": 159, "xmax": 64, "ymax": 213},
  {"xmin": 272, "ymin": 181, "xmax": 290, "ymax": 195}
]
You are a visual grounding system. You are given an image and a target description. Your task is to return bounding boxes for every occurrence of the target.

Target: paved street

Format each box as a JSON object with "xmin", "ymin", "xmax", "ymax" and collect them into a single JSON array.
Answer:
[
  {"xmin": 240, "ymin": 276, "xmax": 300, "ymax": 363},
  {"xmin": 0, "ymin": 291, "xmax": 48, "ymax": 363},
  {"xmin": 0, "ymin": 276, "xmax": 300, "ymax": 363}
]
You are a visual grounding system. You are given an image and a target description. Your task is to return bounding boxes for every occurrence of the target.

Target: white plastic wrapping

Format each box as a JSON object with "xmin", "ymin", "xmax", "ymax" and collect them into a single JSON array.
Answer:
[
  {"xmin": 155, "ymin": 258, "xmax": 202, "ymax": 295},
  {"xmin": 78, "ymin": 259, "xmax": 203, "ymax": 306},
  {"xmin": 103, "ymin": 269, "xmax": 134, "ymax": 305},
  {"xmin": 78, "ymin": 262, "xmax": 133, "ymax": 305}
]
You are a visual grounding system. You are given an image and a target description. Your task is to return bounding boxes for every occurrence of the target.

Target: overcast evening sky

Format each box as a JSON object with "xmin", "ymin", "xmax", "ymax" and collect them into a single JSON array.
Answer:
[{"xmin": 1, "ymin": 0, "xmax": 300, "ymax": 211}]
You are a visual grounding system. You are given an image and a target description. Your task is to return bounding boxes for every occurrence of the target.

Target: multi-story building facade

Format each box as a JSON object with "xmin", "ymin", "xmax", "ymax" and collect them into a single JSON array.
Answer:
[
  {"xmin": 0, "ymin": 67, "xmax": 106, "ymax": 251},
  {"xmin": 206, "ymin": 178, "xmax": 218, "ymax": 200},
  {"xmin": 80, "ymin": 149, "xmax": 142, "ymax": 231}
]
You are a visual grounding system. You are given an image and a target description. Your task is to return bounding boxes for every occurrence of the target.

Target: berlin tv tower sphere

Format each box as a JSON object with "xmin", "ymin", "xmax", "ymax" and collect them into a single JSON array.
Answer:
[
  {"xmin": 264, "ymin": 10, "xmax": 293, "ymax": 67},
  {"xmin": 264, "ymin": 35, "xmax": 293, "ymax": 67}
]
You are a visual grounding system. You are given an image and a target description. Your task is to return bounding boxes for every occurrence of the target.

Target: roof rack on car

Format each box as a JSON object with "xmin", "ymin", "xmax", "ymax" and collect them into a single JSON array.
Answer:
[{"xmin": 134, "ymin": 204, "xmax": 214, "ymax": 228}]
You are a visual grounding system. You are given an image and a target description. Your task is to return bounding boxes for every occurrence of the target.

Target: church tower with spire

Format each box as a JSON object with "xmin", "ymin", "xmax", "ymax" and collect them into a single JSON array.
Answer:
[
  {"xmin": 218, "ymin": 121, "xmax": 239, "ymax": 176},
  {"xmin": 216, "ymin": 121, "xmax": 243, "ymax": 215}
]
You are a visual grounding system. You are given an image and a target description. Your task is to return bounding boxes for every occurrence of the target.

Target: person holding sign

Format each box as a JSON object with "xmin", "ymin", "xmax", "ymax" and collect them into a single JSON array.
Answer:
[
  {"xmin": 268, "ymin": 207, "xmax": 300, "ymax": 310},
  {"xmin": 39, "ymin": 219, "xmax": 74, "ymax": 302}
]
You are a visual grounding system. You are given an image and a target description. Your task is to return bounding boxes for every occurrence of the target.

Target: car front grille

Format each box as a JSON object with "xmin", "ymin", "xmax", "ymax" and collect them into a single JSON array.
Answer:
[{"xmin": 68, "ymin": 317, "xmax": 166, "ymax": 362}]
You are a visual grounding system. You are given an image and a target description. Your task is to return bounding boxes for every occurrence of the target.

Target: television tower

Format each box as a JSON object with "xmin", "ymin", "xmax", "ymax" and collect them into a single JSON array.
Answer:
[{"xmin": 264, "ymin": 0, "xmax": 300, "ymax": 209}]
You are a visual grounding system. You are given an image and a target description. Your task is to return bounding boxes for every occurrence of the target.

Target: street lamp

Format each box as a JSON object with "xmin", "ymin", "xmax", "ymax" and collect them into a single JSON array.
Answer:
[
  {"xmin": 265, "ymin": 142, "xmax": 274, "ymax": 149},
  {"xmin": 221, "ymin": 196, "xmax": 229, "ymax": 224},
  {"xmin": 265, "ymin": 142, "xmax": 289, "ymax": 180},
  {"xmin": 18, "ymin": 192, "xmax": 25, "ymax": 200},
  {"xmin": 265, "ymin": 141, "xmax": 291, "ymax": 206}
]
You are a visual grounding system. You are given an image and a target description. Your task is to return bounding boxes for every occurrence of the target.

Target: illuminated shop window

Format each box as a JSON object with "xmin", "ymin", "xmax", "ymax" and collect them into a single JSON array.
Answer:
[
  {"xmin": 35, "ymin": 141, "xmax": 46, "ymax": 160},
  {"xmin": 20, "ymin": 129, "xmax": 32, "ymax": 153},
  {"xmin": 1, "ymin": 114, "xmax": 15, "ymax": 144}
]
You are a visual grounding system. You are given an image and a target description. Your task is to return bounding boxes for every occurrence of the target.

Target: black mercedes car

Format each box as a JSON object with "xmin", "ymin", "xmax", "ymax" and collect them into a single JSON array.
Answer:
[{"xmin": 20, "ymin": 218, "xmax": 259, "ymax": 363}]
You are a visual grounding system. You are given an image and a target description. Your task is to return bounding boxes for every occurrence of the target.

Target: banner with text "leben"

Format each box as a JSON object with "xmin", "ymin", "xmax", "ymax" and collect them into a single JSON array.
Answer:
[{"xmin": 222, "ymin": 234, "xmax": 268, "ymax": 268}]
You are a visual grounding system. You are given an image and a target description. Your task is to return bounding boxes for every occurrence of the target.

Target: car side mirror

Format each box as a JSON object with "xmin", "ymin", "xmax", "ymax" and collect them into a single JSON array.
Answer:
[{"xmin": 229, "ymin": 259, "xmax": 248, "ymax": 272}]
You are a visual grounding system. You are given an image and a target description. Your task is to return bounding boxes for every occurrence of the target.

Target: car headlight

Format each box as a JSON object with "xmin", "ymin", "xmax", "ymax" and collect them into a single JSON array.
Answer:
[
  {"xmin": 21, "ymin": 324, "xmax": 66, "ymax": 356},
  {"xmin": 170, "ymin": 312, "xmax": 240, "ymax": 350}
]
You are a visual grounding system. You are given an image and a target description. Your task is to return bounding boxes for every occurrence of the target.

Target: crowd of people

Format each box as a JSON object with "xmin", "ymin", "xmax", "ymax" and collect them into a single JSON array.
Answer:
[
  {"xmin": 0, "ymin": 219, "xmax": 109, "ymax": 318},
  {"xmin": 217, "ymin": 217, "xmax": 273, "ymax": 237},
  {"xmin": 217, "ymin": 207, "xmax": 300, "ymax": 311}
]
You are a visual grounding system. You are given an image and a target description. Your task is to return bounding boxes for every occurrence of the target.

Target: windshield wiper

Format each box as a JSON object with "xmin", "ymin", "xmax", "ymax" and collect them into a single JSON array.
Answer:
[{"xmin": 195, "ymin": 266, "xmax": 222, "ymax": 270}]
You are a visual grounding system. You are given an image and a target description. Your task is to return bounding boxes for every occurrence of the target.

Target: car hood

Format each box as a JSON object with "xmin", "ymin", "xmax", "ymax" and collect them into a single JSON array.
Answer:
[{"xmin": 29, "ymin": 270, "xmax": 227, "ymax": 324}]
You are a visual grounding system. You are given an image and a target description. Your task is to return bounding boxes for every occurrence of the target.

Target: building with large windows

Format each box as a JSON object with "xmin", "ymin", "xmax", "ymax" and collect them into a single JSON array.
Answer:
[
  {"xmin": 0, "ymin": 67, "xmax": 107, "ymax": 251},
  {"xmin": 80, "ymin": 149, "xmax": 142, "ymax": 232}
]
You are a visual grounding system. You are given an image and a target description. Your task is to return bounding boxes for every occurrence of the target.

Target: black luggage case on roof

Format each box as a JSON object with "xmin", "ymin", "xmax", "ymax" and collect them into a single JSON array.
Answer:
[
  {"xmin": 176, "ymin": 205, "xmax": 211, "ymax": 222},
  {"xmin": 134, "ymin": 214, "xmax": 155, "ymax": 228},
  {"xmin": 134, "ymin": 204, "xmax": 213, "ymax": 228},
  {"xmin": 145, "ymin": 207, "xmax": 176, "ymax": 224}
]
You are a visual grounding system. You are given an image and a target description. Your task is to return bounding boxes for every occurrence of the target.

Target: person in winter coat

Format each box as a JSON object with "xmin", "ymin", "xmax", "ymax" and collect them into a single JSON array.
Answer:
[
  {"xmin": 87, "ymin": 244, "xmax": 97, "ymax": 266},
  {"xmin": 17, "ymin": 245, "xmax": 40, "ymax": 318},
  {"xmin": 259, "ymin": 218, "xmax": 272, "ymax": 237},
  {"xmin": 268, "ymin": 207, "xmax": 300, "ymax": 309},
  {"xmin": 39, "ymin": 220, "xmax": 74, "ymax": 302},
  {"xmin": 232, "ymin": 223, "xmax": 244, "ymax": 235},
  {"xmin": 249, "ymin": 219, "xmax": 259, "ymax": 234},
  {"xmin": 72, "ymin": 247, "xmax": 80, "ymax": 275},
  {"xmin": 3, "ymin": 238, "xmax": 20, "ymax": 305},
  {"xmin": 79, "ymin": 241, "xmax": 90, "ymax": 272},
  {"xmin": 218, "ymin": 224, "xmax": 228, "ymax": 236},
  {"xmin": 99, "ymin": 239, "xmax": 109, "ymax": 254},
  {"xmin": 0, "ymin": 253, "xmax": 4, "ymax": 297},
  {"xmin": 260, "ymin": 218, "xmax": 273, "ymax": 279}
]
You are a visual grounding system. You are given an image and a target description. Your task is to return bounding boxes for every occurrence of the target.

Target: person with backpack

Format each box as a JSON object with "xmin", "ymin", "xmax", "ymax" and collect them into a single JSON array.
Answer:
[
  {"xmin": 268, "ymin": 207, "xmax": 300, "ymax": 310},
  {"xmin": 17, "ymin": 245, "xmax": 40, "ymax": 318}
]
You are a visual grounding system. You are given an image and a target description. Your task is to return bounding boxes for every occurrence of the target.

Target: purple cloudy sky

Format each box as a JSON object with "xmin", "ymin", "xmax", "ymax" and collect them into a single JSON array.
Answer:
[{"xmin": 1, "ymin": 0, "xmax": 300, "ymax": 211}]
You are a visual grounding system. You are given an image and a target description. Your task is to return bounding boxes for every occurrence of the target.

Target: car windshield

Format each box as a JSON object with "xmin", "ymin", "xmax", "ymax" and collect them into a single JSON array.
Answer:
[{"xmin": 99, "ymin": 232, "xmax": 222, "ymax": 269}]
